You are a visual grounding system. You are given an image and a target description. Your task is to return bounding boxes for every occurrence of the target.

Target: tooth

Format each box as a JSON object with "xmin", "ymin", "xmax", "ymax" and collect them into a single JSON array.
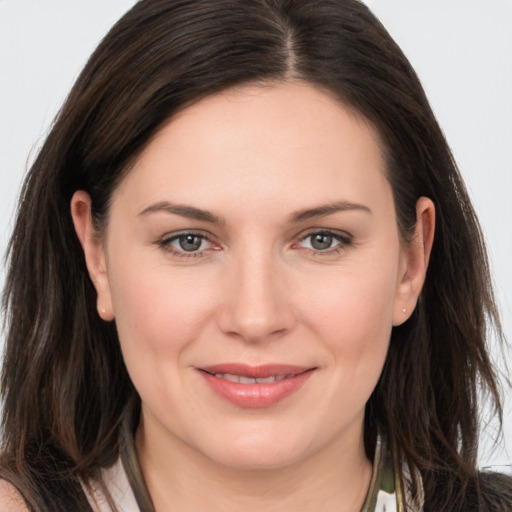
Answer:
[
  {"xmin": 239, "ymin": 376, "xmax": 257, "ymax": 384},
  {"xmin": 223, "ymin": 374, "xmax": 240, "ymax": 383},
  {"xmin": 255, "ymin": 376, "xmax": 276, "ymax": 383},
  {"xmin": 213, "ymin": 373, "xmax": 287, "ymax": 384}
]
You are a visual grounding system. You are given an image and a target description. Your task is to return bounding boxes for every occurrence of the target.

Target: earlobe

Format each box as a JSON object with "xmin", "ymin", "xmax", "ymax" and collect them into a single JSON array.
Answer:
[
  {"xmin": 393, "ymin": 197, "xmax": 435, "ymax": 326},
  {"xmin": 70, "ymin": 191, "xmax": 114, "ymax": 321}
]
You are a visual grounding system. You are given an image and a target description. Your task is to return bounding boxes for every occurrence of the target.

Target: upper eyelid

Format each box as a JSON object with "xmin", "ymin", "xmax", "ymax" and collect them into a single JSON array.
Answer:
[
  {"xmin": 156, "ymin": 228, "xmax": 353, "ymax": 251},
  {"xmin": 288, "ymin": 230, "xmax": 353, "ymax": 256},
  {"xmin": 161, "ymin": 229, "xmax": 214, "ymax": 242},
  {"xmin": 159, "ymin": 230, "xmax": 214, "ymax": 247},
  {"xmin": 157, "ymin": 232, "xmax": 216, "ymax": 259},
  {"xmin": 295, "ymin": 227, "xmax": 353, "ymax": 241},
  {"xmin": 158, "ymin": 228, "xmax": 353, "ymax": 241}
]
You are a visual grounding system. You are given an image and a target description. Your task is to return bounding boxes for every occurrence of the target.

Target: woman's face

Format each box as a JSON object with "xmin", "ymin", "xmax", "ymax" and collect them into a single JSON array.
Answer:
[{"xmin": 75, "ymin": 82, "xmax": 429, "ymax": 470}]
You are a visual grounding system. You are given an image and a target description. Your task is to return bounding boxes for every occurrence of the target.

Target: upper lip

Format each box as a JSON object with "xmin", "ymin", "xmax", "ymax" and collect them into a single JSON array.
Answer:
[{"xmin": 199, "ymin": 363, "xmax": 314, "ymax": 378}]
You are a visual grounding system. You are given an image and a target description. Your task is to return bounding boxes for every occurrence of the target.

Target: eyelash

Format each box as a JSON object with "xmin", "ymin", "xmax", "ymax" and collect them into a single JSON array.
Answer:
[
  {"xmin": 157, "ymin": 229, "xmax": 353, "ymax": 259},
  {"xmin": 158, "ymin": 231, "xmax": 217, "ymax": 258},
  {"xmin": 294, "ymin": 230, "xmax": 353, "ymax": 256}
]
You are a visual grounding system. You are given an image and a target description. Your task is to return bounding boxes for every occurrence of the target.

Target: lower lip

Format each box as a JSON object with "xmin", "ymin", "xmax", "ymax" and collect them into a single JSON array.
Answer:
[{"xmin": 199, "ymin": 370, "xmax": 315, "ymax": 408}]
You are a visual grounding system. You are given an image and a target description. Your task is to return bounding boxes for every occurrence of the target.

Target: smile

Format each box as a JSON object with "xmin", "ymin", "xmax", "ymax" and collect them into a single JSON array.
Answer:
[
  {"xmin": 198, "ymin": 364, "xmax": 316, "ymax": 408},
  {"xmin": 212, "ymin": 373, "xmax": 288, "ymax": 384}
]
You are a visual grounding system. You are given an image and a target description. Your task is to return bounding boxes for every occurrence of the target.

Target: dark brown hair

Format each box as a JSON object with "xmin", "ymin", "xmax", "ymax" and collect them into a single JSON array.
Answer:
[{"xmin": 1, "ymin": 0, "xmax": 510, "ymax": 510}]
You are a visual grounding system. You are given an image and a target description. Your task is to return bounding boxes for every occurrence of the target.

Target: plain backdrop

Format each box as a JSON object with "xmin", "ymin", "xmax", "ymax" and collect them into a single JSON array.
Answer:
[{"xmin": 0, "ymin": 0, "xmax": 510, "ymax": 468}]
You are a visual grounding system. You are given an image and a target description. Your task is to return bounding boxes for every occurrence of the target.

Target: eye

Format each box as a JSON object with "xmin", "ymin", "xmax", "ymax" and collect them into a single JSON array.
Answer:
[
  {"xmin": 297, "ymin": 230, "xmax": 352, "ymax": 253},
  {"xmin": 159, "ymin": 232, "xmax": 217, "ymax": 257},
  {"xmin": 306, "ymin": 233, "xmax": 336, "ymax": 251},
  {"xmin": 174, "ymin": 234, "xmax": 208, "ymax": 252}
]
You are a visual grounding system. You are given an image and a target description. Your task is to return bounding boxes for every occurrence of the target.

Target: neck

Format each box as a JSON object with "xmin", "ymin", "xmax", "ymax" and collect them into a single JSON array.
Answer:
[{"xmin": 135, "ymin": 412, "xmax": 373, "ymax": 512}]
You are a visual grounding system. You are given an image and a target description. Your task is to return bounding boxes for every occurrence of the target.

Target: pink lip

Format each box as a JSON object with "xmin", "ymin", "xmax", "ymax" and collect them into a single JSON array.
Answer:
[{"xmin": 198, "ymin": 364, "xmax": 315, "ymax": 408}]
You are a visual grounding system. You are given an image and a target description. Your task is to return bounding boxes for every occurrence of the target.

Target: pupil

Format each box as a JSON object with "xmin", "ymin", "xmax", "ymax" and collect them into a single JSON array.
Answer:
[
  {"xmin": 179, "ymin": 235, "xmax": 202, "ymax": 251},
  {"xmin": 312, "ymin": 234, "xmax": 333, "ymax": 250}
]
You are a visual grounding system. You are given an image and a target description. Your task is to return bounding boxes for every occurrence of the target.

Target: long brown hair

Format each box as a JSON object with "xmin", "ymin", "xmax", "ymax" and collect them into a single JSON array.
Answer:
[{"xmin": 2, "ymin": 1, "xmax": 510, "ymax": 510}]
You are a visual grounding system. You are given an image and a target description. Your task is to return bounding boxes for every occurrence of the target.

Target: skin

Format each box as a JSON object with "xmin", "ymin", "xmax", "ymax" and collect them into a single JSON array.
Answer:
[
  {"xmin": 0, "ymin": 481, "xmax": 28, "ymax": 512},
  {"xmin": 71, "ymin": 82, "xmax": 435, "ymax": 511}
]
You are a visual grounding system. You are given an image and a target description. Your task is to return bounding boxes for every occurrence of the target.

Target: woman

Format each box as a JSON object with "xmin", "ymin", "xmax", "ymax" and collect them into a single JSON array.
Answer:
[{"xmin": 1, "ymin": 0, "xmax": 510, "ymax": 510}]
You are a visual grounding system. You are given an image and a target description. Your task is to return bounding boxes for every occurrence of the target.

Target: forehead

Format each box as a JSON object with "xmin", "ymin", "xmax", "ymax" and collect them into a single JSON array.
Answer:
[{"xmin": 111, "ymin": 81, "xmax": 391, "ymax": 221}]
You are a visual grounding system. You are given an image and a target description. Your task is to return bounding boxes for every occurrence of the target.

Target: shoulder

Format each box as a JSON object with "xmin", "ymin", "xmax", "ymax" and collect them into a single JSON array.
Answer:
[
  {"xmin": 426, "ymin": 471, "xmax": 512, "ymax": 511},
  {"xmin": 0, "ymin": 479, "xmax": 29, "ymax": 511},
  {"xmin": 455, "ymin": 471, "xmax": 512, "ymax": 511},
  {"xmin": 478, "ymin": 471, "xmax": 512, "ymax": 511}
]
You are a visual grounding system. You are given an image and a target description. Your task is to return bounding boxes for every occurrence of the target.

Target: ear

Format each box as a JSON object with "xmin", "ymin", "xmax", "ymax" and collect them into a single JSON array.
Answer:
[
  {"xmin": 393, "ymin": 197, "xmax": 435, "ymax": 326},
  {"xmin": 71, "ymin": 191, "xmax": 114, "ymax": 321}
]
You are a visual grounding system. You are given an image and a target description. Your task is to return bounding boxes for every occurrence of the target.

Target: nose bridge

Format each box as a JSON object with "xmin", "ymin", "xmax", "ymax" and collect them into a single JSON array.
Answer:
[{"xmin": 219, "ymin": 243, "xmax": 292, "ymax": 342}]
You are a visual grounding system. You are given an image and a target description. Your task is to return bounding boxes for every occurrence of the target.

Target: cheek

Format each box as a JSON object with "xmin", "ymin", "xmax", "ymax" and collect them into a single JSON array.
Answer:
[
  {"xmin": 301, "ymin": 263, "xmax": 398, "ymax": 343},
  {"xmin": 107, "ymin": 263, "xmax": 220, "ymax": 417},
  {"xmin": 298, "ymin": 259, "xmax": 398, "ymax": 389},
  {"xmin": 107, "ymin": 254, "xmax": 217, "ymax": 360}
]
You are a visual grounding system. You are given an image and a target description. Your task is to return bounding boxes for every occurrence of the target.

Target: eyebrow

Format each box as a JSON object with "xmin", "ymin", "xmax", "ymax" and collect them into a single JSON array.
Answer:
[
  {"xmin": 289, "ymin": 201, "xmax": 372, "ymax": 223},
  {"xmin": 138, "ymin": 200, "xmax": 371, "ymax": 225},
  {"xmin": 138, "ymin": 201, "xmax": 225, "ymax": 225}
]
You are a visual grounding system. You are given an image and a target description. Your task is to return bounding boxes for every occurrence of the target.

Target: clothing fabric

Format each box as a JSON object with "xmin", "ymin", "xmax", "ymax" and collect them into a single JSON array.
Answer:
[
  {"xmin": 361, "ymin": 436, "xmax": 424, "ymax": 511},
  {"xmin": 83, "ymin": 457, "xmax": 139, "ymax": 512},
  {"xmin": 83, "ymin": 435, "xmax": 424, "ymax": 512}
]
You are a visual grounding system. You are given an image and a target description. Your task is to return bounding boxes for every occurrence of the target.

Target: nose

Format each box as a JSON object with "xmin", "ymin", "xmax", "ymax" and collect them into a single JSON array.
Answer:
[{"xmin": 217, "ymin": 250, "xmax": 295, "ymax": 343}]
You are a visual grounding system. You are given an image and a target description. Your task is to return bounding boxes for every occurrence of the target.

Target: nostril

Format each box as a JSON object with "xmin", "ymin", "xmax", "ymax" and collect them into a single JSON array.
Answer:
[{"xmin": 219, "ymin": 313, "xmax": 293, "ymax": 344}]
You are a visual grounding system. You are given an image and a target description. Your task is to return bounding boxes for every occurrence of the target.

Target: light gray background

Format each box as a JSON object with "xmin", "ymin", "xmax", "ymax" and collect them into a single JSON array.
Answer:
[{"xmin": 1, "ymin": 1, "xmax": 510, "ymax": 467}]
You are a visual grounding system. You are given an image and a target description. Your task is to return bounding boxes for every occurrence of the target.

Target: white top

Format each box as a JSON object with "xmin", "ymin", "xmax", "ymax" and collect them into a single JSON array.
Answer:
[{"xmin": 82, "ymin": 457, "xmax": 139, "ymax": 512}]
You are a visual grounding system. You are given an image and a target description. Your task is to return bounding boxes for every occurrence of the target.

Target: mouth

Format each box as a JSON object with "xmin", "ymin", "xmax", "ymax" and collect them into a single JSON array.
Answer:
[
  {"xmin": 197, "ymin": 364, "xmax": 316, "ymax": 408},
  {"xmin": 206, "ymin": 373, "xmax": 289, "ymax": 384}
]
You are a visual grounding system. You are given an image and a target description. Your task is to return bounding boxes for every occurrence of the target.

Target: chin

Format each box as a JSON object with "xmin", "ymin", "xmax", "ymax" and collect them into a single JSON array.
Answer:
[
  {"xmin": 212, "ymin": 449, "xmax": 302, "ymax": 471},
  {"xmin": 202, "ymin": 431, "xmax": 309, "ymax": 471}
]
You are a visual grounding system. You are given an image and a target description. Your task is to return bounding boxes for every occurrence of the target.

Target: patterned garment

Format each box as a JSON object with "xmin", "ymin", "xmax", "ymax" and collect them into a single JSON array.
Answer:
[
  {"xmin": 84, "ymin": 435, "xmax": 424, "ymax": 512},
  {"xmin": 361, "ymin": 436, "xmax": 424, "ymax": 511}
]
